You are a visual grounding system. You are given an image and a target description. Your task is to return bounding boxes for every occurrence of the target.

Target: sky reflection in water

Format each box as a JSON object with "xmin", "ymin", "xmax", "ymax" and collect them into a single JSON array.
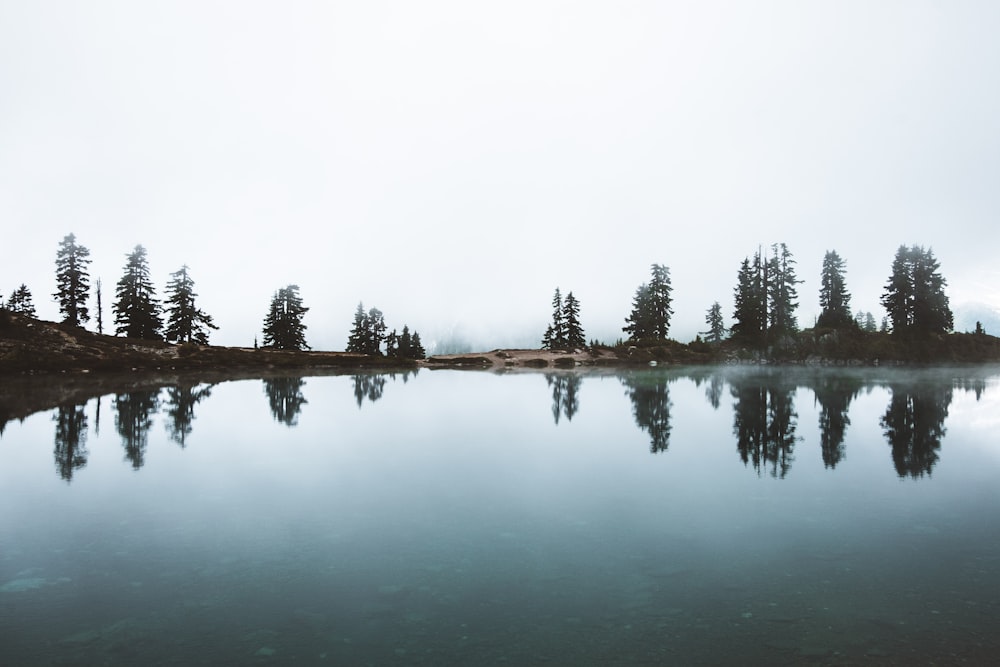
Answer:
[{"xmin": 1, "ymin": 367, "xmax": 999, "ymax": 665}]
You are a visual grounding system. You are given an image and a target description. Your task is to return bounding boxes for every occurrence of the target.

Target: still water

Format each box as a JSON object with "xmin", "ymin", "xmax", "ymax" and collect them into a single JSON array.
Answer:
[{"xmin": 1, "ymin": 367, "xmax": 998, "ymax": 665}]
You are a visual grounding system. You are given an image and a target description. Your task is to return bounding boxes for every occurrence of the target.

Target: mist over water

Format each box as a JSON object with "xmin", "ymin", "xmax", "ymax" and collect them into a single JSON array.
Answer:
[{"xmin": 2, "ymin": 367, "xmax": 999, "ymax": 664}]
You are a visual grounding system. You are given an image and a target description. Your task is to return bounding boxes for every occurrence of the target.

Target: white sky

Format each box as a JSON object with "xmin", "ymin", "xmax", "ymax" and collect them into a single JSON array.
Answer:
[{"xmin": 2, "ymin": 1, "xmax": 999, "ymax": 351}]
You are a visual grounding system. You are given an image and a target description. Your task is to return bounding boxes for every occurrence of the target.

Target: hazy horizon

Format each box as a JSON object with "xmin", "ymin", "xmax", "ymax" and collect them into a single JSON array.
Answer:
[{"xmin": 3, "ymin": 2, "xmax": 998, "ymax": 352}]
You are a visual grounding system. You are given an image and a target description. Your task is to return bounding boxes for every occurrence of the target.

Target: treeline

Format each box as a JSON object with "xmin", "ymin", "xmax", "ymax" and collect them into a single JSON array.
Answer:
[
  {"xmin": 1, "ymin": 235, "xmax": 991, "ymax": 360},
  {"xmin": 538, "ymin": 242, "xmax": 978, "ymax": 353},
  {"xmin": 1, "ymin": 233, "xmax": 425, "ymax": 359}
]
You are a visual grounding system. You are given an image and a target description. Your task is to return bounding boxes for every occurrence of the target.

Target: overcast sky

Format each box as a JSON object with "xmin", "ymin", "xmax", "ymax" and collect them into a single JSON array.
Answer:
[{"xmin": 2, "ymin": 1, "xmax": 998, "ymax": 351}]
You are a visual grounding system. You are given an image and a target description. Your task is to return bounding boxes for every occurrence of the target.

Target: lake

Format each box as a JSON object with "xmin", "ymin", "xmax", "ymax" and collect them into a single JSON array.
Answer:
[{"xmin": 1, "ymin": 366, "xmax": 999, "ymax": 665}]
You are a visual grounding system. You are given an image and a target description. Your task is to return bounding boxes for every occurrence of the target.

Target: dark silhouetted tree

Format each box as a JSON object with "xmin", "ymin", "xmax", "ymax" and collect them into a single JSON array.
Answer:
[
  {"xmin": 701, "ymin": 301, "xmax": 726, "ymax": 343},
  {"xmin": 113, "ymin": 245, "xmax": 163, "ymax": 339},
  {"xmin": 386, "ymin": 324, "xmax": 427, "ymax": 360},
  {"xmin": 346, "ymin": 303, "xmax": 387, "ymax": 355},
  {"xmin": 881, "ymin": 245, "xmax": 953, "ymax": 337},
  {"xmin": 624, "ymin": 264, "xmax": 673, "ymax": 341},
  {"xmin": 766, "ymin": 243, "xmax": 801, "ymax": 338},
  {"xmin": 53, "ymin": 233, "xmax": 91, "ymax": 326},
  {"xmin": 6, "ymin": 284, "xmax": 36, "ymax": 317},
  {"xmin": 542, "ymin": 288, "xmax": 567, "ymax": 349},
  {"xmin": 164, "ymin": 265, "xmax": 218, "ymax": 344},
  {"xmin": 731, "ymin": 255, "xmax": 765, "ymax": 346},
  {"xmin": 817, "ymin": 250, "xmax": 854, "ymax": 329},
  {"xmin": 563, "ymin": 291, "xmax": 585, "ymax": 348},
  {"xmin": 262, "ymin": 284, "xmax": 309, "ymax": 350}
]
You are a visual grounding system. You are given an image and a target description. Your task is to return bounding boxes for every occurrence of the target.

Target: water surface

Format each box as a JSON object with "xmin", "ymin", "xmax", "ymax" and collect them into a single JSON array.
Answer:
[{"xmin": 1, "ymin": 367, "xmax": 998, "ymax": 665}]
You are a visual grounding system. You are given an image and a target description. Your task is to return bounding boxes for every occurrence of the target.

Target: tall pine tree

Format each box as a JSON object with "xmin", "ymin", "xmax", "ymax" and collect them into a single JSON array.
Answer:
[
  {"xmin": 766, "ymin": 243, "xmax": 801, "ymax": 338},
  {"xmin": 701, "ymin": 301, "xmax": 726, "ymax": 343},
  {"xmin": 563, "ymin": 291, "xmax": 586, "ymax": 348},
  {"xmin": 113, "ymin": 245, "xmax": 162, "ymax": 339},
  {"xmin": 541, "ymin": 288, "xmax": 567, "ymax": 349},
  {"xmin": 262, "ymin": 285, "xmax": 310, "ymax": 350},
  {"xmin": 53, "ymin": 233, "xmax": 92, "ymax": 326},
  {"xmin": 624, "ymin": 263, "xmax": 673, "ymax": 341},
  {"xmin": 881, "ymin": 245, "xmax": 953, "ymax": 336},
  {"xmin": 817, "ymin": 250, "xmax": 854, "ymax": 329},
  {"xmin": 164, "ymin": 265, "xmax": 218, "ymax": 344}
]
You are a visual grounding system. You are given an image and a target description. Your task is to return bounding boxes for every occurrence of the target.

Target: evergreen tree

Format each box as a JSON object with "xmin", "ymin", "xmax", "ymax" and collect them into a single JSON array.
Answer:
[
  {"xmin": 410, "ymin": 331, "xmax": 426, "ymax": 359},
  {"xmin": 563, "ymin": 291, "xmax": 586, "ymax": 348},
  {"xmin": 881, "ymin": 245, "xmax": 953, "ymax": 336},
  {"xmin": 344, "ymin": 302, "xmax": 386, "ymax": 355},
  {"xmin": 385, "ymin": 328, "xmax": 400, "ymax": 357},
  {"xmin": 731, "ymin": 256, "xmax": 764, "ymax": 345},
  {"xmin": 346, "ymin": 302, "xmax": 368, "ymax": 353},
  {"xmin": 53, "ymin": 233, "xmax": 92, "ymax": 326},
  {"xmin": 817, "ymin": 250, "xmax": 854, "ymax": 329},
  {"xmin": 113, "ymin": 244, "xmax": 162, "ymax": 339},
  {"xmin": 766, "ymin": 243, "xmax": 801, "ymax": 338},
  {"xmin": 701, "ymin": 301, "xmax": 726, "ymax": 343},
  {"xmin": 164, "ymin": 265, "xmax": 218, "ymax": 344},
  {"xmin": 541, "ymin": 288, "xmax": 567, "ymax": 349},
  {"xmin": 386, "ymin": 324, "xmax": 427, "ymax": 359},
  {"xmin": 365, "ymin": 307, "xmax": 387, "ymax": 355},
  {"xmin": 6, "ymin": 284, "xmax": 36, "ymax": 317},
  {"xmin": 624, "ymin": 263, "xmax": 673, "ymax": 341},
  {"xmin": 262, "ymin": 284, "xmax": 310, "ymax": 350}
]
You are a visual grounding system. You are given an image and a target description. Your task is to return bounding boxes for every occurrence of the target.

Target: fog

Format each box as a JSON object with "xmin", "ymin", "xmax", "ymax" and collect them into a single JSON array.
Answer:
[{"xmin": 2, "ymin": 2, "xmax": 999, "ymax": 351}]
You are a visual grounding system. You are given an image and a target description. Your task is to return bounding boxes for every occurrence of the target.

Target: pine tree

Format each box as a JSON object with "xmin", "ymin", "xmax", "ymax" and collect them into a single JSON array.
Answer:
[
  {"xmin": 6, "ymin": 284, "xmax": 36, "ymax": 317},
  {"xmin": 541, "ymin": 288, "xmax": 567, "ymax": 349},
  {"xmin": 346, "ymin": 302, "xmax": 368, "ymax": 353},
  {"xmin": 701, "ymin": 301, "xmax": 726, "ymax": 343},
  {"xmin": 766, "ymin": 243, "xmax": 801, "ymax": 338},
  {"xmin": 344, "ymin": 302, "xmax": 385, "ymax": 355},
  {"xmin": 881, "ymin": 245, "xmax": 953, "ymax": 336},
  {"xmin": 623, "ymin": 263, "xmax": 673, "ymax": 342},
  {"xmin": 164, "ymin": 265, "xmax": 218, "ymax": 344},
  {"xmin": 410, "ymin": 331, "xmax": 426, "ymax": 359},
  {"xmin": 53, "ymin": 233, "xmax": 92, "ymax": 326},
  {"xmin": 731, "ymin": 256, "xmax": 764, "ymax": 346},
  {"xmin": 113, "ymin": 245, "xmax": 163, "ymax": 339},
  {"xmin": 817, "ymin": 250, "xmax": 854, "ymax": 329},
  {"xmin": 563, "ymin": 291, "xmax": 586, "ymax": 348},
  {"xmin": 365, "ymin": 308, "xmax": 387, "ymax": 355},
  {"xmin": 262, "ymin": 284, "xmax": 310, "ymax": 350}
]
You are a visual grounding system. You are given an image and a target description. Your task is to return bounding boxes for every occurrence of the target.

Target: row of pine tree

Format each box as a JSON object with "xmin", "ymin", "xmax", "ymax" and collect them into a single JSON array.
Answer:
[
  {"xmin": 539, "ymin": 243, "xmax": 957, "ymax": 349},
  {"xmin": 3, "ymin": 235, "xmax": 961, "ymax": 356}
]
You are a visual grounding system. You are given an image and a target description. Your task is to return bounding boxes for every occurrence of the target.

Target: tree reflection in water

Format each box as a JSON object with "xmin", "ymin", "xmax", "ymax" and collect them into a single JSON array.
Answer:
[
  {"xmin": 163, "ymin": 383, "xmax": 214, "ymax": 447},
  {"xmin": 812, "ymin": 375, "xmax": 862, "ymax": 469},
  {"xmin": 545, "ymin": 373, "xmax": 581, "ymax": 425},
  {"xmin": 730, "ymin": 376, "xmax": 798, "ymax": 478},
  {"xmin": 264, "ymin": 377, "xmax": 307, "ymax": 426},
  {"xmin": 880, "ymin": 381, "xmax": 952, "ymax": 478},
  {"xmin": 53, "ymin": 402, "xmax": 88, "ymax": 481},
  {"xmin": 114, "ymin": 390, "xmax": 160, "ymax": 469},
  {"xmin": 621, "ymin": 375, "xmax": 673, "ymax": 454}
]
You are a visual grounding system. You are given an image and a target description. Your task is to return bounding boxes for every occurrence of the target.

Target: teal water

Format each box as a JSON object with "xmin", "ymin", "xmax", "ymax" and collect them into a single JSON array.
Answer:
[{"xmin": 1, "ymin": 367, "xmax": 999, "ymax": 665}]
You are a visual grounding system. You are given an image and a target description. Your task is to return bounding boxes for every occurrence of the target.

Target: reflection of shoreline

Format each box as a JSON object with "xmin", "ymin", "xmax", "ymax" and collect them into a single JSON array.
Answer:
[{"xmin": 0, "ymin": 368, "xmax": 407, "ymax": 431}]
